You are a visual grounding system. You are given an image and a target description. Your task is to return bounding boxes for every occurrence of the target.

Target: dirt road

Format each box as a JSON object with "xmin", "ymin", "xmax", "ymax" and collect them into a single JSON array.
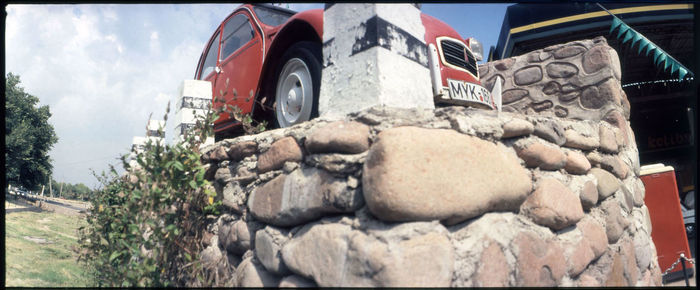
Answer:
[{"xmin": 6, "ymin": 194, "xmax": 88, "ymax": 216}]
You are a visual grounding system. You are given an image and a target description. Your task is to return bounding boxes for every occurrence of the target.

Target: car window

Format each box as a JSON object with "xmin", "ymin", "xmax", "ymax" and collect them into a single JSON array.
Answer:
[
  {"xmin": 253, "ymin": 5, "xmax": 294, "ymax": 27},
  {"xmin": 199, "ymin": 31, "xmax": 220, "ymax": 80},
  {"xmin": 221, "ymin": 14, "xmax": 254, "ymax": 61}
]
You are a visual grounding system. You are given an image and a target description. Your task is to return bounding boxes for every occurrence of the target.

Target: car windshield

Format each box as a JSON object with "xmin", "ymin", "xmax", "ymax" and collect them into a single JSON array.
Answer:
[{"xmin": 253, "ymin": 5, "xmax": 295, "ymax": 26}]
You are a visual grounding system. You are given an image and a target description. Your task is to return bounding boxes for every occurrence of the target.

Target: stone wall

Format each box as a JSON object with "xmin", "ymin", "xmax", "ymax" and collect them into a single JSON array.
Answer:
[
  {"xmin": 479, "ymin": 36, "xmax": 629, "ymax": 125},
  {"xmin": 197, "ymin": 102, "xmax": 662, "ymax": 286}
]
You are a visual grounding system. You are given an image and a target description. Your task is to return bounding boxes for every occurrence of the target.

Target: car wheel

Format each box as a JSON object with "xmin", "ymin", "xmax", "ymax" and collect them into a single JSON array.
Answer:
[{"xmin": 274, "ymin": 41, "xmax": 321, "ymax": 128}]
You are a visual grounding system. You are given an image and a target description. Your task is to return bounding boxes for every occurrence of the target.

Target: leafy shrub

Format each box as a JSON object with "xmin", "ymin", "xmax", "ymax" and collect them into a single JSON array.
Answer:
[{"xmin": 78, "ymin": 90, "xmax": 265, "ymax": 286}]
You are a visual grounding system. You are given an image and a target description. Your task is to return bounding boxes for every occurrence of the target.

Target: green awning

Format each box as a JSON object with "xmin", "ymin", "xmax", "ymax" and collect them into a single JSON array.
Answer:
[{"xmin": 606, "ymin": 6, "xmax": 693, "ymax": 80}]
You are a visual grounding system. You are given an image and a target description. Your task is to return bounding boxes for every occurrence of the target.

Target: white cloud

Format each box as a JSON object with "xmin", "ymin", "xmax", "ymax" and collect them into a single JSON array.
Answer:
[
  {"xmin": 4, "ymin": 3, "xmax": 329, "ymax": 187},
  {"xmin": 149, "ymin": 31, "xmax": 160, "ymax": 54},
  {"xmin": 5, "ymin": 4, "xmax": 237, "ymax": 187}
]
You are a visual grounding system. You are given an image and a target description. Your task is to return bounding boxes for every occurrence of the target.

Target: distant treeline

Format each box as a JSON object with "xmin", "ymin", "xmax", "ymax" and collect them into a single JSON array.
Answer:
[{"xmin": 49, "ymin": 180, "xmax": 94, "ymax": 201}]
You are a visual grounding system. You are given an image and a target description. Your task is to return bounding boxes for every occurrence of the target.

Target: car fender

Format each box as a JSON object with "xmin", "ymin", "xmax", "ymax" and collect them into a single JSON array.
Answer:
[{"xmin": 253, "ymin": 9, "xmax": 323, "ymax": 115}]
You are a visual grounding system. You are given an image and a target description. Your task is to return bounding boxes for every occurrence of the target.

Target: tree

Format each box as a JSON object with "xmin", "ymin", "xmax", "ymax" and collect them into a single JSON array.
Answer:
[{"xmin": 5, "ymin": 73, "xmax": 58, "ymax": 191}]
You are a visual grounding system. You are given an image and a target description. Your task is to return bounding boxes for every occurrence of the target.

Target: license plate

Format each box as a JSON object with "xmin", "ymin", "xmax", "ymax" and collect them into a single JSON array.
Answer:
[{"xmin": 445, "ymin": 79, "xmax": 493, "ymax": 108}]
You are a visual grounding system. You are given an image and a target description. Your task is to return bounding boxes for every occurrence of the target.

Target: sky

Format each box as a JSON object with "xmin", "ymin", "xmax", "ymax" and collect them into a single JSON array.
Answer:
[{"xmin": 5, "ymin": 3, "xmax": 511, "ymax": 188}]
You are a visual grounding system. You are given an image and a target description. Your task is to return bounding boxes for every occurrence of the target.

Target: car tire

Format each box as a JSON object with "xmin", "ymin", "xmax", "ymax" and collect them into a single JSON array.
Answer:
[{"xmin": 273, "ymin": 41, "xmax": 322, "ymax": 128}]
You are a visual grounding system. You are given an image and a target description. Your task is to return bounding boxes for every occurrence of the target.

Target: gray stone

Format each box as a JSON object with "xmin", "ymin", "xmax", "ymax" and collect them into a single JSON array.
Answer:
[
  {"xmin": 604, "ymin": 110, "xmax": 630, "ymax": 146},
  {"xmin": 533, "ymin": 119, "xmax": 566, "ymax": 145},
  {"xmin": 602, "ymin": 80, "xmax": 623, "ymax": 107},
  {"xmin": 494, "ymin": 57, "xmax": 515, "ymax": 70},
  {"xmin": 514, "ymin": 66, "xmax": 544, "ymax": 86},
  {"xmin": 530, "ymin": 100, "xmax": 554, "ymax": 113},
  {"xmin": 546, "ymin": 62, "xmax": 579, "ymax": 78},
  {"xmin": 527, "ymin": 51, "xmax": 551, "ymax": 62},
  {"xmin": 200, "ymin": 236, "xmax": 230, "ymax": 280},
  {"xmin": 560, "ymin": 230, "xmax": 596, "ymax": 277},
  {"xmin": 236, "ymin": 256, "xmax": 281, "ymax": 287},
  {"xmin": 257, "ymin": 137, "xmax": 303, "ymax": 173},
  {"xmin": 600, "ymin": 155, "xmax": 629, "ymax": 179},
  {"xmin": 281, "ymin": 222, "xmax": 352, "ymax": 286},
  {"xmin": 478, "ymin": 64, "xmax": 489, "ymax": 77},
  {"xmin": 520, "ymin": 178, "xmax": 585, "ymax": 230},
  {"xmin": 590, "ymin": 168, "xmax": 621, "ymax": 200},
  {"xmin": 515, "ymin": 140, "xmax": 567, "ymax": 170},
  {"xmin": 304, "ymin": 152, "xmax": 366, "ymax": 175},
  {"xmin": 565, "ymin": 150, "xmax": 591, "ymax": 175},
  {"xmin": 561, "ymin": 83, "xmax": 581, "ymax": 93},
  {"xmin": 503, "ymin": 89, "xmax": 529, "ymax": 104},
  {"xmin": 209, "ymin": 146, "xmax": 230, "ymax": 162},
  {"xmin": 278, "ymin": 275, "xmax": 317, "ymax": 287},
  {"xmin": 580, "ymin": 180, "xmax": 599, "ymax": 210},
  {"xmin": 352, "ymin": 106, "xmax": 436, "ymax": 128},
  {"xmin": 564, "ymin": 129, "xmax": 600, "ymax": 150},
  {"xmin": 200, "ymin": 237, "xmax": 224, "ymax": 266},
  {"xmin": 502, "ymin": 118, "xmax": 534, "ymax": 138},
  {"xmin": 577, "ymin": 218, "xmax": 608, "ymax": 258},
  {"xmin": 219, "ymin": 220, "xmax": 263, "ymax": 255},
  {"xmin": 599, "ymin": 125, "xmax": 619, "ymax": 153},
  {"xmin": 449, "ymin": 114, "xmax": 505, "ymax": 140},
  {"xmin": 234, "ymin": 166, "xmax": 257, "ymax": 185},
  {"xmin": 514, "ymin": 231, "xmax": 567, "ymax": 286},
  {"xmin": 215, "ymin": 167, "xmax": 233, "ymax": 185},
  {"xmin": 474, "ymin": 242, "xmax": 510, "ymax": 287},
  {"xmin": 633, "ymin": 232, "xmax": 652, "ymax": 271},
  {"xmin": 620, "ymin": 238, "xmax": 640, "ymax": 285},
  {"xmin": 228, "ymin": 141, "xmax": 257, "ymax": 161},
  {"xmin": 281, "ymin": 219, "xmax": 454, "ymax": 287},
  {"xmin": 255, "ymin": 226, "xmax": 291, "ymax": 276},
  {"xmin": 543, "ymin": 81, "xmax": 561, "ymax": 95},
  {"xmin": 221, "ymin": 181, "xmax": 247, "ymax": 214},
  {"xmin": 577, "ymin": 274, "xmax": 600, "ymax": 287},
  {"xmin": 641, "ymin": 205, "xmax": 653, "ymax": 235},
  {"xmin": 631, "ymin": 178, "xmax": 645, "ymax": 207},
  {"xmin": 586, "ymin": 151, "xmax": 604, "ymax": 167},
  {"xmin": 553, "ymin": 45, "xmax": 586, "ymax": 59},
  {"xmin": 304, "ymin": 121, "xmax": 370, "ymax": 154},
  {"xmin": 448, "ymin": 212, "xmax": 528, "ymax": 287},
  {"xmin": 618, "ymin": 184, "xmax": 635, "ymax": 213},
  {"xmin": 363, "ymin": 127, "xmax": 532, "ymax": 224},
  {"xmin": 582, "ymin": 45, "xmax": 613, "ymax": 74},
  {"xmin": 555, "ymin": 105, "xmax": 568, "ymax": 117},
  {"xmin": 601, "ymin": 200, "xmax": 629, "ymax": 244},
  {"xmin": 605, "ymin": 252, "xmax": 626, "ymax": 286},
  {"xmin": 248, "ymin": 167, "xmax": 363, "ymax": 227},
  {"xmin": 282, "ymin": 161, "xmax": 299, "ymax": 173},
  {"xmin": 581, "ymin": 86, "xmax": 605, "ymax": 109}
]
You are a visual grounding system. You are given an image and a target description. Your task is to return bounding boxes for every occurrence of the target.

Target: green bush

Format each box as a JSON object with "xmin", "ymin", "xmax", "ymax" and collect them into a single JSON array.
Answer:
[{"xmin": 78, "ymin": 93, "xmax": 265, "ymax": 287}]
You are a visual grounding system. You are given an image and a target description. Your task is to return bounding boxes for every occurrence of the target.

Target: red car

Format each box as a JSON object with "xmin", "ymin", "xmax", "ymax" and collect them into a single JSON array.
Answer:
[{"xmin": 195, "ymin": 4, "xmax": 492, "ymax": 139}]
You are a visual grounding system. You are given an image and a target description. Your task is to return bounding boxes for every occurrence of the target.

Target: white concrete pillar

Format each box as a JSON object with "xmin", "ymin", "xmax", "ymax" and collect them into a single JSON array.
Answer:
[
  {"xmin": 319, "ymin": 4, "xmax": 434, "ymax": 119},
  {"xmin": 173, "ymin": 80, "xmax": 214, "ymax": 146}
]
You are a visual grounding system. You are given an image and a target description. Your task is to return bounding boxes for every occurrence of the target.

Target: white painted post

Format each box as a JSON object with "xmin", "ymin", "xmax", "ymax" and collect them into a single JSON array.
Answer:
[
  {"xmin": 173, "ymin": 80, "xmax": 214, "ymax": 146},
  {"xmin": 493, "ymin": 76, "xmax": 503, "ymax": 113},
  {"xmin": 319, "ymin": 4, "xmax": 434, "ymax": 119}
]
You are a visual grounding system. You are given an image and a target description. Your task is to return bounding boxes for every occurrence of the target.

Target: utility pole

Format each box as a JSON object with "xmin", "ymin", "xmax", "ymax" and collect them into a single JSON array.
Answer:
[
  {"xmin": 59, "ymin": 182, "xmax": 63, "ymax": 199},
  {"xmin": 49, "ymin": 179, "xmax": 53, "ymax": 198}
]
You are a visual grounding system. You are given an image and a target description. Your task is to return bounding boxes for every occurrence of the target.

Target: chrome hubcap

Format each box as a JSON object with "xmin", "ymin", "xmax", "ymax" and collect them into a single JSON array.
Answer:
[{"xmin": 276, "ymin": 58, "xmax": 312, "ymax": 127}]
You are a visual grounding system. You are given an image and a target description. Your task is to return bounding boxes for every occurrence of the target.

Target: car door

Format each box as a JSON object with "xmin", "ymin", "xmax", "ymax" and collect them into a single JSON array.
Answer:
[{"xmin": 213, "ymin": 11, "xmax": 264, "ymax": 127}]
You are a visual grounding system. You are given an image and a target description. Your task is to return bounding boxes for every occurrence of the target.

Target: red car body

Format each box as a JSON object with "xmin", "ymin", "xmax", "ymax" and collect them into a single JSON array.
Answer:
[{"xmin": 195, "ymin": 4, "xmax": 491, "ymax": 135}]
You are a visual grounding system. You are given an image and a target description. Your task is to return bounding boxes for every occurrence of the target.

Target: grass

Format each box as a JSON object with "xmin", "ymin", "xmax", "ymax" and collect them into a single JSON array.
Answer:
[{"xmin": 5, "ymin": 200, "xmax": 92, "ymax": 287}]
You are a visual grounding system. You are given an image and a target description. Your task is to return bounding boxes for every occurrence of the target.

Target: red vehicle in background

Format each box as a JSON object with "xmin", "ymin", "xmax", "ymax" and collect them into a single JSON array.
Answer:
[{"xmin": 195, "ymin": 4, "xmax": 491, "ymax": 140}]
